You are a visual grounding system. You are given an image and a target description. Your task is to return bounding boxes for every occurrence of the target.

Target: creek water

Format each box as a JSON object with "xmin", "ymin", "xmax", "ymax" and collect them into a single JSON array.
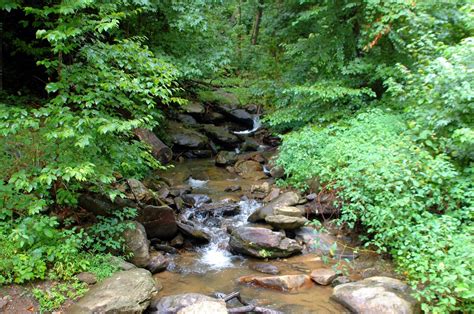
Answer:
[{"xmin": 155, "ymin": 158, "xmax": 348, "ymax": 313}]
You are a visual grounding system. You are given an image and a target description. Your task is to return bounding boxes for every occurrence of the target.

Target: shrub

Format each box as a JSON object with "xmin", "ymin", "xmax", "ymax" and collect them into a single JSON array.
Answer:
[{"xmin": 277, "ymin": 109, "xmax": 473, "ymax": 312}]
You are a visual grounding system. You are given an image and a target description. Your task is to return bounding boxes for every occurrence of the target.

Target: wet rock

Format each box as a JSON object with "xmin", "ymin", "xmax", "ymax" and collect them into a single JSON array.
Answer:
[
  {"xmin": 332, "ymin": 277, "xmax": 420, "ymax": 314},
  {"xmin": 177, "ymin": 113, "xmax": 198, "ymax": 125},
  {"xmin": 203, "ymin": 111, "xmax": 226, "ymax": 123},
  {"xmin": 70, "ymin": 268, "xmax": 157, "ymax": 314},
  {"xmin": 177, "ymin": 300, "xmax": 227, "ymax": 314},
  {"xmin": 234, "ymin": 160, "xmax": 266, "ymax": 180},
  {"xmin": 248, "ymin": 191, "xmax": 300, "ymax": 222},
  {"xmin": 177, "ymin": 221, "xmax": 211, "ymax": 243},
  {"xmin": 76, "ymin": 272, "xmax": 97, "ymax": 285},
  {"xmin": 152, "ymin": 243, "xmax": 178, "ymax": 254},
  {"xmin": 168, "ymin": 122, "xmax": 209, "ymax": 149},
  {"xmin": 241, "ymin": 137, "xmax": 260, "ymax": 151},
  {"xmin": 263, "ymin": 188, "xmax": 281, "ymax": 203},
  {"xmin": 215, "ymin": 151, "xmax": 238, "ymax": 166},
  {"xmin": 183, "ymin": 101, "xmax": 205, "ymax": 114},
  {"xmin": 127, "ymin": 178, "xmax": 153, "ymax": 202},
  {"xmin": 239, "ymin": 274, "xmax": 313, "ymax": 292},
  {"xmin": 152, "ymin": 293, "xmax": 218, "ymax": 314},
  {"xmin": 332, "ymin": 276, "xmax": 352, "ymax": 287},
  {"xmin": 310, "ymin": 268, "xmax": 338, "ymax": 286},
  {"xmin": 182, "ymin": 194, "xmax": 212, "ymax": 207},
  {"xmin": 228, "ymin": 226, "xmax": 302, "ymax": 258},
  {"xmin": 168, "ymin": 234, "xmax": 183, "ymax": 248},
  {"xmin": 123, "ymin": 221, "xmax": 150, "ymax": 268},
  {"xmin": 274, "ymin": 206, "xmax": 304, "ymax": 217},
  {"xmin": 202, "ymin": 124, "xmax": 241, "ymax": 146},
  {"xmin": 269, "ymin": 165, "xmax": 285, "ymax": 179},
  {"xmin": 224, "ymin": 185, "xmax": 242, "ymax": 192},
  {"xmin": 174, "ymin": 197, "xmax": 185, "ymax": 211},
  {"xmin": 196, "ymin": 200, "xmax": 240, "ymax": 216},
  {"xmin": 265, "ymin": 215, "xmax": 308, "ymax": 230},
  {"xmin": 251, "ymin": 182, "xmax": 270, "ymax": 194},
  {"xmin": 250, "ymin": 263, "xmax": 280, "ymax": 275},
  {"xmin": 136, "ymin": 205, "xmax": 178, "ymax": 240},
  {"xmin": 295, "ymin": 227, "xmax": 358, "ymax": 259},
  {"xmin": 146, "ymin": 251, "xmax": 169, "ymax": 274},
  {"xmin": 169, "ymin": 185, "xmax": 192, "ymax": 197}
]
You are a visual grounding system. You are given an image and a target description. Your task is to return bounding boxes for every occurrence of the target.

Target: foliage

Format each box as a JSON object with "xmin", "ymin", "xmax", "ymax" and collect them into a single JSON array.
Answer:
[
  {"xmin": 278, "ymin": 110, "xmax": 473, "ymax": 311},
  {"xmin": 32, "ymin": 281, "xmax": 88, "ymax": 312}
]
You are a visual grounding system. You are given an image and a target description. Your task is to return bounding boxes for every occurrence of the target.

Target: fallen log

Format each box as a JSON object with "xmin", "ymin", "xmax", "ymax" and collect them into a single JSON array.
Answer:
[{"xmin": 133, "ymin": 128, "xmax": 172, "ymax": 164}]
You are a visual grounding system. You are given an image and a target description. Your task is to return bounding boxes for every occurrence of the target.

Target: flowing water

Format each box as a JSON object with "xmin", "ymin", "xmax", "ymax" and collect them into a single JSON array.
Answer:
[{"xmin": 155, "ymin": 158, "xmax": 348, "ymax": 313}]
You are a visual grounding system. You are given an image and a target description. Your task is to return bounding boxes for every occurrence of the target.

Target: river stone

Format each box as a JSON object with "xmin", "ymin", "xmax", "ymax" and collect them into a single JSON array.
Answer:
[
  {"xmin": 234, "ymin": 160, "xmax": 265, "ymax": 180},
  {"xmin": 332, "ymin": 276, "xmax": 352, "ymax": 287},
  {"xmin": 239, "ymin": 274, "xmax": 313, "ymax": 292},
  {"xmin": 274, "ymin": 206, "xmax": 304, "ymax": 217},
  {"xmin": 183, "ymin": 101, "xmax": 205, "ymax": 114},
  {"xmin": 136, "ymin": 205, "xmax": 178, "ymax": 240},
  {"xmin": 127, "ymin": 178, "xmax": 152, "ymax": 202},
  {"xmin": 251, "ymin": 182, "xmax": 270, "ymax": 194},
  {"xmin": 153, "ymin": 293, "xmax": 217, "ymax": 314},
  {"xmin": 123, "ymin": 221, "xmax": 150, "ymax": 268},
  {"xmin": 146, "ymin": 251, "xmax": 169, "ymax": 274},
  {"xmin": 248, "ymin": 191, "xmax": 300, "ymax": 222},
  {"xmin": 182, "ymin": 194, "xmax": 212, "ymax": 207},
  {"xmin": 250, "ymin": 263, "xmax": 280, "ymax": 275},
  {"xmin": 167, "ymin": 122, "xmax": 209, "ymax": 149},
  {"xmin": 310, "ymin": 268, "xmax": 338, "ymax": 286},
  {"xmin": 76, "ymin": 272, "xmax": 97, "ymax": 285},
  {"xmin": 225, "ymin": 108, "xmax": 254, "ymax": 128},
  {"xmin": 215, "ymin": 151, "xmax": 238, "ymax": 166},
  {"xmin": 177, "ymin": 221, "xmax": 211, "ymax": 243},
  {"xmin": 263, "ymin": 187, "xmax": 281, "ymax": 203},
  {"xmin": 228, "ymin": 226, "xmax": 302, "ymax": 258},
  {"xmin": 265, "ymin": 215, "xmax": 308, "ymax": 230},
  {"xmin": 177, "ymin": 113, "xmax": 198, "ymax": 125},
  {"xmin": 332, "ymin": 277, "xmax": 420, "ymax": 314},
  {"xmin": 70, "ymin": 268, "xmax": 157, "ymax": 314},
  {"xmin": 241, "ymin": 137, "xmax": 259, "ymax": 151},
  {"xmin": 202, "ymin": 124, "xmax": 241, "ymax": 146},
  {"xmin": 177, "ymin": 300, "xmax": 227, "ymax": 314}
]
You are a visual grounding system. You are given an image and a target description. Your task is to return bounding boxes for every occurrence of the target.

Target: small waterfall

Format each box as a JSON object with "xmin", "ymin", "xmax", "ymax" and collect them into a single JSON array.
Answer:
[
  {"xmin": 233, "ymin": 115, "xmax": 262, "ymax": 135},
  {"xmin": 187, "ymin": 177, "xmax": 208, "ymax": 188}
]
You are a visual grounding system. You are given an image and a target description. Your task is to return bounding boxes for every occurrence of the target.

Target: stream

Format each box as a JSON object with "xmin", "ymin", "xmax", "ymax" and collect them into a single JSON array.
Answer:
[{"xmin": 154, "ymin": 158, "xmax": 347, "ymax": 313}]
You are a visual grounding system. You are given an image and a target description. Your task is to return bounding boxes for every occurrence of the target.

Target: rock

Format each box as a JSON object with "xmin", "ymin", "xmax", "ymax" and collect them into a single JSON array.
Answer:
[
  {"xmin": 250, "ymin": 263, "xmax": 280, "ymax": 275},
  {"xmin": 306, "ymin": 193, "xmax": 317, "ymax": 201},
  {"xmin": 184, "ymin": 150, "xmax": 212, "ymax": 158},
  {"xmin": 127, "ymin": 178, "xmax": 152, "ymax": 202},
  {"xmin": 332, "ymin": 276, "xmax": 352, "ymax": 287},
  {"xmin": 225, "ymin": 109, "xmax": 254, "ymax": 128},
  {"xmin": 274, "ymin": 206, "xmax": 304, "ymax": 217},
  {"xmin": 196, "ymin": 200, "xmax": 240, "ymax": 216},
  {"xmin": 265, "ymin": 215, "xmax": 308, "ymax": 230},
  {"xmin": 295, "ymin": 227, "xmax": 358, "ymax": 259},
  {"xmin": 215, "ymin": 151, "xmax": 238, "ymax": 166},
  {"xmin": 177, "ymin": 221, "xmax": 211, "ymax": 243},
  {"xmin": 146, "ymin": 251, "xmax": 169, "ymax": 274},
  {"xmin": 228, "ymin": 226, "xmax": 302, "ymax": 258},
  {"xmin": 241, "ymin": 137, "xmax": 260, "ymax": 151},
  {"xmin": 109, "ymin": 256, "xmax": 137, "ymax": 271},
  {"xmin": 169, "ymin": 185, "xmax": 192, "ymax": 197},
  {"xmin": 251, "ymin": 182, "xmax": 270, "ymax": 194},
  {"xmin": 170, "ymin": 233, "xmax": 184, "ymax": 248},
  {"xmin": 182, "ymin": 194, "xmax": 212, "ymax": 207},
  {"xmin": 123, "ymin": 221, "xmax": 150, "ymax": 268},
  {"xmin": 177, "ymin": 300, "xmax": 227, "ymax": 314},
  {"xmin": 78, "ymin": 193, "xmax": 135, "ymax": 216},
  {"xmin": 310, "ymin": 268, "xmax": 338, "ymax": 286},
  {"xmin": 332, "ymin": 277, "xmax": 420, "ymax": 314},
  {"xmin": 248, "ymin": 191, "xmax": 300, "ymax": 222},
  {"xmin": 152, "ymin": 293, "xmax": 218, "ymax": 314},
  {"xmin": 174, "ymin": 196, "xmax": 185, "ymax": 211},
  {"xmin": 177, "ymin": 113, "xmax": 198, "ymax": 125},
  {"xmin": 168, "ymin": 122, "xmax": 209, "ymax": 149},
  {"xmin": 269, "ymin": 165, "xmax": 285, "ymax": 179},
  {"xmin": 239, "ymin": 274, "xmax": 313, "ymax": 292},
  {"xmin": 183, "ymin": 101, "xmax": 205, "ymax": 114},
  {"xmin": 203, "ymin": 111, "xmax": 226, "ymax": 123},
  {"xmin": 70, "ymin": 268, "xmax": 157, "ymax": 314},
  {"xmin": 153, "ymin": 243, "xmax": 178, "ymax": 254},
  {"xmin": 234, "ymin": 160, "xmax": 265, "ymax": 180},
  {"xmin": 202, "ymin": 124, "xmax": 241, "ymax": 146},
  {"xmin": 224, "ymin": 185, "xmax": 241, "ymax": 192},
  {"xmin": 136, "ymin": 205, "xmax": 178, "ymax": 240},
  {"xmin": 76, "ymin": 272, "xmax": 97, "ymax": 285},
  {"xmin": 263, "ymin": 188, "xmax": 281, "ymax": 203},
  {"xmin": 0, "ymin": 297, "xmax": 8, "ymax": 311}
]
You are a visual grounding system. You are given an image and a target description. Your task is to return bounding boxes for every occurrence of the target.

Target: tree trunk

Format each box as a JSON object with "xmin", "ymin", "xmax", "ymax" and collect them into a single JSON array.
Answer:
[
  {"xmin": 133, "ymin": 128, "xmax": 172, "ymax": 164},
  {"xmin": 251, "ymin": 0, "xmax": 264, "ymax": 45}
]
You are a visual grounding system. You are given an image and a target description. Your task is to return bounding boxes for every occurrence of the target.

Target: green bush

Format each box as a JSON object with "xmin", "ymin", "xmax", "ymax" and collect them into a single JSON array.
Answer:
[{"xmin": 277, "ymin": 109, "xmax": 473, "ymax": 312}]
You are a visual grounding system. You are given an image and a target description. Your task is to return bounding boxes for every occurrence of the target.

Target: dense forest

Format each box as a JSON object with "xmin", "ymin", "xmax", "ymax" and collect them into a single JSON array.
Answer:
[{"xmin": 0, "ymin": 0, "xmax": 472, "ymax": 313}]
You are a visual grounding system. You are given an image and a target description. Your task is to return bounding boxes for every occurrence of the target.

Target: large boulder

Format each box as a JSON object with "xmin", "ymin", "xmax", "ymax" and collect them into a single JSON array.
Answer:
[
  {"xmin": 228, "ymin": 226, "xmax": 302, "ymax": 258},
  {"xmin": 332, "ymin": 277, "xmax": 420, "ymax": 314},
  {"xmin": 152, "ymin": 293, "xmax": 220, "ymax": 314},
  {"xmin": 265, "ymin": 215, "xmax": 308, "ymax": 230},
  {"xmin": 177, "ymin": 221, "xmax": 211, "ymax": 243},
  {"xmin": 215, "ymin": 151, "xmax": 238, "ymax": 166},
  {"xmin": 248, "ymin": 191, "xmax": 300, "ymax": 222},
  {"xmin": 167, "ymin": 122, "xmax": 209, "ymax": 149},
  {"xmin": 69, "ymin": 268, "xmax": 157, "ymax": 313},
  {"xmin": 224, "ymin": 108, "xmax": 255, "ymax": 128},
  {"xmin": 136, "ymin": 205, "xmax": 178, "ymax": 240},
  {"xmin": 123, "ymin": 221, "xmax": 150, "ymax": 268},
  {"xmin": 202, "ymin": 124, "xmax": 241, "ymax": 146},
  {"xmin": 239, "ymin": 274, "xmax": 313, "ymax": 292}
]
